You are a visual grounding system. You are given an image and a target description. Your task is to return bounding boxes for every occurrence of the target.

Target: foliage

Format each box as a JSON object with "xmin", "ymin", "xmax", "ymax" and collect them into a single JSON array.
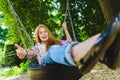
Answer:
[
  {"xmin": 0, "ymin": 0, "xmax": 107, "ymax": 77},
  {"xmin": 0, "ymin": 0, "xmax": 106, "ymax": 42},
  {"xmin": 0, "ymin": 61, "xmax": 28, "ymax": 78},
  {"xmin": 0, "ymin": 0, "xmax": 107, "ymax": 45},
  {"xmin": 0, "ymin": 13, "xmax": 9, "ymax": 46},
  {"xmin": 2, "ymin": 44, "xmax": 21, "ymax": 67}
]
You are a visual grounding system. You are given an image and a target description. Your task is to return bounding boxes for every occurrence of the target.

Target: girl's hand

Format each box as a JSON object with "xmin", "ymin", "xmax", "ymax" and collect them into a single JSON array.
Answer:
[
  {"xmin": 62, "ymin": 21, "xmax": 72, "ymax": 41},
  {"xmin": 14, "ymin": 43, "xmax": 26, "ymax": 59},
  {"xmin": 62, "ymin": 21, "xmax": 67, "ymax": 30}
]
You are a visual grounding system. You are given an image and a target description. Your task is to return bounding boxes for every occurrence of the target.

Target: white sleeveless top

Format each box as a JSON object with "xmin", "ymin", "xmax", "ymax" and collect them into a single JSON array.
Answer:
[{"xmin": 32, "ymin": 43, "xmax": 46, "ymax": 65}]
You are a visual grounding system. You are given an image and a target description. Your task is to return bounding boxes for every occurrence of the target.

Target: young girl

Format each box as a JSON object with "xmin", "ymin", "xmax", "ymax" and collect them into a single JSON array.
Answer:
[{"xmin": 15, "ymin": 14, "xmax": 120, "ymax": 75}]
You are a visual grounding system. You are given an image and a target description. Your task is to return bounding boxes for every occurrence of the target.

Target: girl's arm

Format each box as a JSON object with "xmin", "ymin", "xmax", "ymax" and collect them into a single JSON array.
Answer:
[
  {"xmin": 62, "ymin": 21, "xmax": 72, "ymax": 41},
  {"xmin": 14, "ymin": 44, "xmax": 35, "ymax": 59}
]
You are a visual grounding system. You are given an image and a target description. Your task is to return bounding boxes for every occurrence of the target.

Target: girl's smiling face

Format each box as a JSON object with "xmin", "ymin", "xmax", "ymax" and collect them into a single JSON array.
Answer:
[{"xmin": 39, "ymin": 27, "xmax": 49, "ymax": 43}]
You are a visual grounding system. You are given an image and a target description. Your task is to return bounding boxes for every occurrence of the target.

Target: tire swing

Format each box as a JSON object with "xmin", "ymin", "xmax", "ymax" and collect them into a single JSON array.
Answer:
[{"xmin": 28, "ymin": 57, "xmax": 83, "ymax": 80}]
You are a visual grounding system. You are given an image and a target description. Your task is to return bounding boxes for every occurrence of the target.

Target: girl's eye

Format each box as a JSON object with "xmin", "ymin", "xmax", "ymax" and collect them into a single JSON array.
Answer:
[
  {"xmin": 39, "ymin": 32, "xmax": 42, "ymax": 34},
  {"xmin": 44, "ymin": 31, "xmax": 47, "ymax": 33}
]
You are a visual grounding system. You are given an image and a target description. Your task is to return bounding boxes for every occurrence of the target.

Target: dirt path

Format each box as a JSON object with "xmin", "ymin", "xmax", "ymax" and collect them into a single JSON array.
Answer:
[
  {"xmin": 2, "ymin": 63, "xmax": 120, "ymax": 80},
  {"xmin": 81, "ymin": 63, "xmax": 120, "ymax": 80}
]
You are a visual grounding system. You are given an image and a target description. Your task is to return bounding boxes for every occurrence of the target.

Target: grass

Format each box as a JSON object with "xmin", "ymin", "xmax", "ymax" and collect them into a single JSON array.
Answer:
[{"xmin": 0, "ymin": 61, "xmax": 28, "ymax": 79}]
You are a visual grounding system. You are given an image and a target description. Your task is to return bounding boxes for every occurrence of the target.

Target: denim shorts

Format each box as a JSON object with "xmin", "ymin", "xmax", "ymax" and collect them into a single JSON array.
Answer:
[{"xmin": 43, "ymin": 42, "xmax": 79, "ymax": 66}]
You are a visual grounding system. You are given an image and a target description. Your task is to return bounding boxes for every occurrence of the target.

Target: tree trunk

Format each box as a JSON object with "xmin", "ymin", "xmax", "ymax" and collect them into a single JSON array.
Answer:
[{"xmin": 98, "ymin": 0, "xmax": 120, "ymax": 25}]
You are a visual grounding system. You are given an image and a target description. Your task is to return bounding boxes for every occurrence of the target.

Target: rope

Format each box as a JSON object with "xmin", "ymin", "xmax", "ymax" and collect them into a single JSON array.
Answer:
[
  {"xmin": 61, "ymin": 0, "xmax": 77, "ymax": 41},
  {"xmin": 64, "ymin": 1, "xmax": 68, "ymax": 22},
  {"xmin": 7, "ymin": 0, "xmax": 34, "ymax": 49},
  {"xmin": 66, "ymin": 0, "xmax": 77, "ymax": 41},
  {"xmin": 60, "ymin": 1, "xmax": 68, "ymax": 39},
  {"xmin": 3, "ymin": 53, "xmax": 16, "ymax": 58}
]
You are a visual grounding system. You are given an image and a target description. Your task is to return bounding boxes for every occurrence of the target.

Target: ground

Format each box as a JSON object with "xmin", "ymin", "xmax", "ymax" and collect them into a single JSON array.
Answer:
[
  {"xmin": 2, "ymin": 63, "xmax": 120, "ymax": 80},
  {"xmin": 81, "ymin": 62, "xmax": 120, "ymax": 80}
]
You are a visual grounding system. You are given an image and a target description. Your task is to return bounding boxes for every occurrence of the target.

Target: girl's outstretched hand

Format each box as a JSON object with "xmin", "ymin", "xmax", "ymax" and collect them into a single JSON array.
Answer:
[{"xmin": 14, "ymin": 43, "xmax": 26, "ymax": 59}]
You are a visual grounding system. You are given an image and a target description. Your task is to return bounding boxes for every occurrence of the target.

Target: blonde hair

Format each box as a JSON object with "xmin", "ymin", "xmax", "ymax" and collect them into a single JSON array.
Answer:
[{"xmin": 35, "ymin": 24, "xmax": 61, "ymax": 51}]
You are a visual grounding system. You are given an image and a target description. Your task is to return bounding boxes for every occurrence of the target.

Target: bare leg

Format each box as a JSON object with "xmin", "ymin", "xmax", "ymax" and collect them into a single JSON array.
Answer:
[
  {"xmin": 72, "ymin": 33, "xmax": 101, "ymax": 62},
  {"xmin": 70, "ymin": 13, "xmax": 120, "ymax": 75}
]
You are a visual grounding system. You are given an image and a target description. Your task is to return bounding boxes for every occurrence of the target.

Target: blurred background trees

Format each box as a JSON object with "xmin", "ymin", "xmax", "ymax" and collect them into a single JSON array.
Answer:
[{"xmin": 0, "ymin": 0, "xmax": 119, "ymax": 69}]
